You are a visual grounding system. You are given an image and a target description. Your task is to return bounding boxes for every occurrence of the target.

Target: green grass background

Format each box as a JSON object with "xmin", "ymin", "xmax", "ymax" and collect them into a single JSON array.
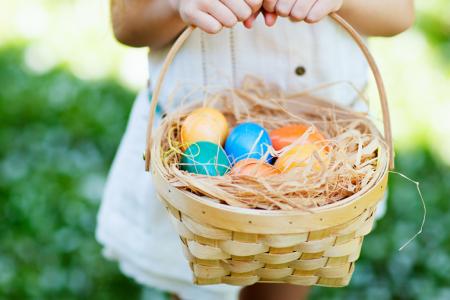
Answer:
[{"xmin": 1, "ymin": 0, "xmax": 450, "ymax": 299}]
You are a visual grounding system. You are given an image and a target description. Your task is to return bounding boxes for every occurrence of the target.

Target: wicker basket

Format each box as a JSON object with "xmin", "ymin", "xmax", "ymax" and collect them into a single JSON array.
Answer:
[{"xmin": 144, "ymin": 13, "xmax": 394, "ymax": 288}]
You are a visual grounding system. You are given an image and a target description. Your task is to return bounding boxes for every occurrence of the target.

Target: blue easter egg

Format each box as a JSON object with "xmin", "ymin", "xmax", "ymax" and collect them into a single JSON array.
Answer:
[{"xmin": 225, "ymin": 122, "xmax": 273, "ymax": 164}]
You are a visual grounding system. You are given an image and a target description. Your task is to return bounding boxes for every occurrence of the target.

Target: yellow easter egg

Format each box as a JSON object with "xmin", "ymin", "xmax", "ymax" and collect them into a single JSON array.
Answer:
[
  {"xmin": 181, "ymin": 107, "xmax": 229, "ymax": 149},
  {"xmin": 275, "ymin": 144, "xmax": 328, "ymax": 173}
]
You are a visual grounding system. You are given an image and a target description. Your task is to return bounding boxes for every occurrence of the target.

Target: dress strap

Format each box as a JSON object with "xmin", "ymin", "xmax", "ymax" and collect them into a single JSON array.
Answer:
[{"xmin": 229, "ymin": 28, "xmax": 237, "ymax": 88}]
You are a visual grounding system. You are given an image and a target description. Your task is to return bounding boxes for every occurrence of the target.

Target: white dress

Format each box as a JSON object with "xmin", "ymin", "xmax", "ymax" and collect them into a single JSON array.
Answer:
[{"xmin": 96, "ymin": 17, "xmax": 385, "ymax": 300}]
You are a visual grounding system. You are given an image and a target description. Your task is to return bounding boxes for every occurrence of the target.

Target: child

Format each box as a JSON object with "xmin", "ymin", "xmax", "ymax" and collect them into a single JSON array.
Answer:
[{"xmin": 97, "ymin": 1, "xmax": 414, "ymax": 299}]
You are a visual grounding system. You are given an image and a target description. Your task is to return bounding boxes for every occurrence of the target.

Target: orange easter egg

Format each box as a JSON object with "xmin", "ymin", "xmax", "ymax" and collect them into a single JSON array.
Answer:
[
  {"xmin": 229, "ymin": 159, "xmax": 281, "ymax": 177},
  {"xmin": 270, "ymin": 124, "xmax": 326, "ymax": 151},
  {"xmin": 275, "ymin": 144, "xmax": 328, "ymax": 173},
  {"xmin": 181, "ymin": 107, "xmax": 229, "ymax": 149}
]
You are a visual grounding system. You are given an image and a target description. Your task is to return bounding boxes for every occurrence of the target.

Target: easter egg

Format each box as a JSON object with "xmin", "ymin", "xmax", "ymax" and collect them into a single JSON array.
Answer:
[
  {"xmin": 270, "ymin": 124, "xmax": 326, "ymax": 151},
  {"xmin": 275, "ymin": 144, "xmax": 328, "ymax": 173},
  {"xmin": 180, "ymin": 141, "xmax": 230, "ymax": 176},
  {"xmin": 229, "ymin": 159, "xmax": 280, "ymax": 177},
  {"xmin": 181, "ymin": 107, "xmax": 229, "ymax": 149},
  {"xmin": 225, "ymin": 122, "xmax": 273, "ymax": 164}
]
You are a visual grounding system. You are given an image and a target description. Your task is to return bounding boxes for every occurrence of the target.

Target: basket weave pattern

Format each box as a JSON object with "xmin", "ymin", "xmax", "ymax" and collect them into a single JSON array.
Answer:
[{"xmin": 162, "ymin": 197, "xmax": 377, "ymax": 287}]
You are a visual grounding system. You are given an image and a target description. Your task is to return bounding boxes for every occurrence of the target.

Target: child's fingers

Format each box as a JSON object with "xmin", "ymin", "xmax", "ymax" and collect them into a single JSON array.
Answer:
[
  {"xmin": 186, "ymin": 11, "xmax": 223, "ymax": 33},
  {"xmin": 243, "ymin": 11, "xmax": 259, "ymax": 28},
  {"xmin": 245, "ymin": 0, "xmax": 264, "ymax": 13},
  {"xmin": 207, "ymin": 1, "xmax": 239, "ymax": 27},
  {"xmin": 275, "ymin": 0, "xmax": 297, "ymax": 17},
  {"xmin": 262, "ymin": 0, "xmax": 278, "ymax": 13},
  {"xmin": 305, "ymin": 0, "xmax": 342, "ymax": 23},
  {"xmin": 220, "ymin": 0, "xmax": 253, "ymax": 21},
  {"xmin": 244, "ymin": 9, "xmax": 277, "ymax": 28},
  {"xmin": 290, "ymin": 0, "xmax": 317, "ymax": 22},
  {"xmin": 262, "ymin": 10, "xmax": 278, "ymax": 26}
]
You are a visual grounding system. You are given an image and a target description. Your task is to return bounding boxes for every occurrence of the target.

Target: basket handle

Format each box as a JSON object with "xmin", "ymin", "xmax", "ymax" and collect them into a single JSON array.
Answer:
[{"xmin": 144, "ymin": 12, "xmax": 394, "ymax": 171}]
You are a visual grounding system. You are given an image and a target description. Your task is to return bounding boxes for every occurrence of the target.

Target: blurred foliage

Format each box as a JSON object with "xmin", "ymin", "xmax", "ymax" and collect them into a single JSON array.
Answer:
[
  {"xmin": 1, "ymin": 44, "xmax": 450, "ymax": 300},
  {"xmin": 312, "ymin": 148, "xmax": 450, "ymax": 299},
  {"xmin": 0, "ymin": 45, "xmax": 141, "ymax": 299},
  {"xmin": 416, "ymin": 0, "xmax": 450, "ymax": 66}
]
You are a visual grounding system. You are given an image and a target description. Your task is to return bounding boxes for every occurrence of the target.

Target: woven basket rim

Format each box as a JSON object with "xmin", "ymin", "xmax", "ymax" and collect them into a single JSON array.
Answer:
[{"xmin": 152, "ymin": 147, "xmax": 388, "ymax": 217}]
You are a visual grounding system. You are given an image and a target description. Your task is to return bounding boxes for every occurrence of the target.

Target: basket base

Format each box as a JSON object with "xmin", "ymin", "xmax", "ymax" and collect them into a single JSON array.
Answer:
[
  {"xmin": 191, "ymin": 257, "xmax": 356, "ymax": 287},
  {"xmin": 161, "ymin": 197, "xmax": 378, "ymax": 288}
]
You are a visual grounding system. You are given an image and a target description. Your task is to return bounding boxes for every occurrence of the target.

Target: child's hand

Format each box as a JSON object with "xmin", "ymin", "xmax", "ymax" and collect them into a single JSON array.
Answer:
[
  {"xmin": 263, "ymin": 0, "xmax": 343, "ymax": 23},
  {"xmin": 243, "ymin": 0, "xmax": 342, "ymax": 28},
  {"xmin": 169, "ymin": 0, "xmax": 263, "ymax": 33}
]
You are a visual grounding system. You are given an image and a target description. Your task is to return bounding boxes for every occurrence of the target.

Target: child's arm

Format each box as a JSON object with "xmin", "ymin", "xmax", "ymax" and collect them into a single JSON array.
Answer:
[
  {"xmin": 262, "ymin": 0, "xmax": 415, "ymax": 36},
  {"xmin": 338, "ymin": 0, "xmax": 415, "ymax": 36},
  {"xmin": 110, "ymin": 0, "xmax": 184, "ymax": 48},
  {"xmin": 110, "ymin": 0, "xmax": 263, "ymax": 49}
]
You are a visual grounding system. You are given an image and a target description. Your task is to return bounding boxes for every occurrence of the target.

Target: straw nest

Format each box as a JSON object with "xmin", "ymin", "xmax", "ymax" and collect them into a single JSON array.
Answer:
[{"xmin": 154, "ymin": 77, "xmax": 388, "ymax": 211}]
